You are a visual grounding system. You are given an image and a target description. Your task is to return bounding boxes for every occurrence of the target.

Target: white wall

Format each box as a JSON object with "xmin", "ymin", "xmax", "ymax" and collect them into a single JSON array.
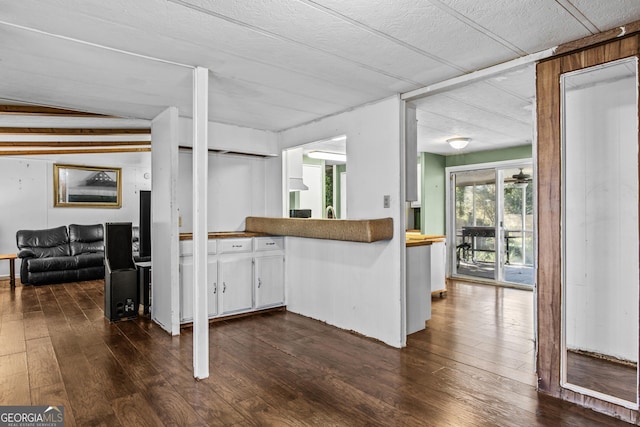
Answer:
[
  {"xmin": 564, "ymin": 71, "xmax": 638, "ymax": 361},
  {"xmin": 0, "ymin": 153, "xmax": 150, "ymax": 278},
  {"xmin": 178, "ymin": 151, "xmax": 280, "ymax": 232},
  {"xmin": 179, "ymin": 118, "xmax": 279, "ymax": 156},
  {"xmin": 280, "ymin": 96, "xmax": 405, "ymax": 348},
  {"xmin": 177, "ymin": 118, "xmax": 281, "ymax": 232}
]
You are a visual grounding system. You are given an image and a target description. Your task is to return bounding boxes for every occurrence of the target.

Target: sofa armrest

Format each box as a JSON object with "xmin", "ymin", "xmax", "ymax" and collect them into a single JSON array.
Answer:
[{"xmin": 18, "ymin": 249, "xmax": 35, "ymax": 259}]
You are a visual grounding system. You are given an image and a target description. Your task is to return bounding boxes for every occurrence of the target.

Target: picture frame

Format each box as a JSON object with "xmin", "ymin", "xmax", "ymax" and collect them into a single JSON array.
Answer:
[{"xmin": 53, "ymin": 164, "xmax": 122, "ymax": 208}]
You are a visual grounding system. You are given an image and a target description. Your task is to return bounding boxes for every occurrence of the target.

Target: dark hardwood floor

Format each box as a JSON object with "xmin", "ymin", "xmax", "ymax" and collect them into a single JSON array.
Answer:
[
  {"xmin": 0, "ymin": 277, "xmax": 631, "ymax": 426},
  {"xmin": 567, "ymin": 350, "xmax": 637, "ymax": 404}
]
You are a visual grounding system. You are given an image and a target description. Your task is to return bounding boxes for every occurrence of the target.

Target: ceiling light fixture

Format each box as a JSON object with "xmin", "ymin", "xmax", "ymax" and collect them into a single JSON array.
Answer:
[
  {"xmin": 307, "ymin": 151, "xmax": 346, "ymax": 162},
  {"xmin": 447, "ymin": 137, "xmax": 470, "ymax": 150}
]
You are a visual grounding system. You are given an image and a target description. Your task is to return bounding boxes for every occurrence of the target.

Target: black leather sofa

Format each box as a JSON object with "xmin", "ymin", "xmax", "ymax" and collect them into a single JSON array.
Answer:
[{"xmin": 16, "ymin": 224, "xmax": 105, "ymax": 285}]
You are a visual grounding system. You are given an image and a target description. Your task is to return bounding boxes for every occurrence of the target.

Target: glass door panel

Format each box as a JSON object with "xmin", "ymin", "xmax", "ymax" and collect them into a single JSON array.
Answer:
[
  {"xmin": 502, "ymin": 166, "xmax": 534, "ymax": 286},
  {"xmin": 453, "ymin": 169, "xmax": 497, "ymax": 281}
]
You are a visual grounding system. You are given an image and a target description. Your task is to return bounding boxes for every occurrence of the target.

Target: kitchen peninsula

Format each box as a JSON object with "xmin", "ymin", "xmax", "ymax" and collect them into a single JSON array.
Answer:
[
  {"xmin": 179, "ymin": 217, "xmax": 443, "ymax": 347},
  {"xmin": 405, "ymin": 232, "xmax": 446, "ymax": 334},
  {"xmin": 178, "ymin": 217, "xmax": 394, "ymax": 325}
]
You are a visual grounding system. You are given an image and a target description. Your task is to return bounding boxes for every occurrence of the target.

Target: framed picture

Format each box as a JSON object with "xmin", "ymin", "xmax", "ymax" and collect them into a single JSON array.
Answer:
[{"xmin": 53, "ymin": 164, "xmax": 122, "ymax": 208}]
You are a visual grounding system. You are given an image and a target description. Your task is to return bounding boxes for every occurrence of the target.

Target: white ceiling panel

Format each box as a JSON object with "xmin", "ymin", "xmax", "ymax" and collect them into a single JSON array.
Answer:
[
  {"xmin": 435, "ymin": 0, "xmax": 592, "ymax": 53},
  {"xmin": 309, "ymin": 0, "xmax": 521, "ymax": 73},
  {"xmin": 414, "ymin": 64, "xmax": 535, "ymax": 155},
  {"xmin": 0, "ymin": 25, "xmax": 192, "ymax": 118},
  {"xmin": 0, "ymin": 0, "xmax": 638, "ymax": 151},
  {"xmin": 175, "ymin": 0, "xmax": 459, "ymax": 85},
  {"xmin": 569, "ymin": 0, "xmax": 640, "ymax": 32}
]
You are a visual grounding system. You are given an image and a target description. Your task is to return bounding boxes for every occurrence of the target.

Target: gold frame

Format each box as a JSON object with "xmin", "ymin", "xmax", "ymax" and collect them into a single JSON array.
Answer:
[{"xmin": 53, "ymin": 164, "xmax": 122, "ymax": 208}]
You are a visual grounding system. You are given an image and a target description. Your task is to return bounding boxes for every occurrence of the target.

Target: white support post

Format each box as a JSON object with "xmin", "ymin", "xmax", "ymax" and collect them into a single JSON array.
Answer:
[{"xmin": 192, "ymin": 66, "xmax": 209, "ymax": 379}]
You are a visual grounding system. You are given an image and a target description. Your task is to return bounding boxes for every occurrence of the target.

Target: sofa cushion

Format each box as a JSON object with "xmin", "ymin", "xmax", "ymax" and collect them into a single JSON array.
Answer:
[
  {"xmin": 26, "ymin": 255, "xmax": 78, "ymax": 272},
  {"xmin": 16, "ymin": 226, "xmax": 70, "ymax": 258},
  {"xmin": 75, "ymin": 253, "xmax": 104, "ymax": 269},
  {"xmin": 27, "ymin": 270, "xmax": 80, "ymax": 286},
  {"xmin": 69, "ymin": 224, "xmax": 104, "ymax": 256}
]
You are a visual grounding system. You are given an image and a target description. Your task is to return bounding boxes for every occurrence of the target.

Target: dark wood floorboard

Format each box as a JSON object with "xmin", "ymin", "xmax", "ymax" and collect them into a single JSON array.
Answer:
[
  {"xmin": 567, "ymin": 350, "xmax": 637, "ymax": 403},
  {"xmin": 0, "ymin": 277, "xmax": 633, "ymax": 426}
]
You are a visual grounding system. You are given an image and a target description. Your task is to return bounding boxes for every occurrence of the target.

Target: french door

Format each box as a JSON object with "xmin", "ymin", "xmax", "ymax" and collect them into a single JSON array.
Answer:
[{"xmin": 448, "ymin": 161, "xmax": 534, "ymax": 286}]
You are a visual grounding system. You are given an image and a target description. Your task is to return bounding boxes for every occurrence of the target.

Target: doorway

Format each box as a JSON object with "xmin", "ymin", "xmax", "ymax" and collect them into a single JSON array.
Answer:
[
  {"xmin": 448, "ymin": 160, "xmax": 534, "ymax": 286},
  {"xmin": 282, "ymin": 136, "xmax": 347, "ymax": 219}
]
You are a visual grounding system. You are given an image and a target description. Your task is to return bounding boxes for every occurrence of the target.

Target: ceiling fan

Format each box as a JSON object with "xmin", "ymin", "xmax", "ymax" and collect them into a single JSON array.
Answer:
[
  {"xmin": 507, "ymin": 168, "xmax": 532, "ymax": 188},
  {"xmin": 510, "ymin": 168, "xmax": 531, "ymax": 184}
]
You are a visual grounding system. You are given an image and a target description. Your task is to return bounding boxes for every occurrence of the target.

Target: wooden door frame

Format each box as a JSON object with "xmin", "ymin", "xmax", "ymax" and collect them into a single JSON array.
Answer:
[{"xmin": 536, "ymin": 30, "xmax": 640, "ymax": 423}]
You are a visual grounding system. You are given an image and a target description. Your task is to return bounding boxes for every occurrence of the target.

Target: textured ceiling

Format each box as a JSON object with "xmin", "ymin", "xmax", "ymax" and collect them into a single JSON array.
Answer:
[{"xmin": 0, "ymin": 0, "xmax": 639, "ymax": 155}]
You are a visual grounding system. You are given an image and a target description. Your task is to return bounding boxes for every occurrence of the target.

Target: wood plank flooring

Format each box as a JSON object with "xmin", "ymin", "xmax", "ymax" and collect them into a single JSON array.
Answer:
[
  {"xmin": 567, "ymin": 351, "xmax": 637, "ymax": 403},
  {"xmin": 0, "ymin": 277, "xmax": 631, "ymax": 426}
]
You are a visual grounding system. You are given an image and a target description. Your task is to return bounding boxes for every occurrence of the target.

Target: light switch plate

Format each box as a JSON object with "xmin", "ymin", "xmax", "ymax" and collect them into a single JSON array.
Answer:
[{"xmin": 383, "ymin": 195, "xmax": 390, "ymax": 208}]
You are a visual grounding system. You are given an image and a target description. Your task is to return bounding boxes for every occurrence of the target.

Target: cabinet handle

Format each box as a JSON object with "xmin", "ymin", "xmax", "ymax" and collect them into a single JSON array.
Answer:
[
  {"xmin": 266, "ymin": 242, "xmax": 275, "ymax": 246},
  {"xmin": 213, "ymin": 282, "xmax": 217, "ymax": 294},
  {"xmin": 223, "ymin": 282, "xmax": 226, "ymax": 293},
  {"xmin": 258, "ymin": 278, "xmax": 262, "ymax": 288}
]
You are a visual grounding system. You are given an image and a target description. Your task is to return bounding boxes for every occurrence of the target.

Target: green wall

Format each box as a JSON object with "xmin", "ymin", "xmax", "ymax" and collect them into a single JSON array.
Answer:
[
  {"xmin": 420, "ymin": 144, "xmax": 533, "ymax": 235},
  {"xmin": 445, "ymin": 145, "xmax": 532, "ymax": 168},
  {"xmin": 420, "ymin": 152, "xmax": 446, "ymax": 235}
]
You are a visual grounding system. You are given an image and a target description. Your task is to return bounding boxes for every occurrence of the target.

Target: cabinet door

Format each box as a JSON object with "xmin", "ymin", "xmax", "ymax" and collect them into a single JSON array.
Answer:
[
  {"xmin": 181, "ymin": 256, "xmax": 219, "ymax": 321},
  {"xmin": 218, "ymin": 256, "xmax": 253, "ymax": 315},
  {"xmin": 179, "ymin": 256, "xmax": 194, "ymax": 322},
  {"xmin": 207, "ymin": 258, "xmax": 218, "ymax": 317},
  {"xmin": 254, "ymin": 255, "xmax": 285, "ymax": 309}
]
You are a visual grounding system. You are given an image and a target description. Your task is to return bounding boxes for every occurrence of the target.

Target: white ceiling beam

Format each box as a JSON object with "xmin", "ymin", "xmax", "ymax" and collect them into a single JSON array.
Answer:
[{"xmin": 401, "ymin": 48, "xmax": 556, "ymax": 103}]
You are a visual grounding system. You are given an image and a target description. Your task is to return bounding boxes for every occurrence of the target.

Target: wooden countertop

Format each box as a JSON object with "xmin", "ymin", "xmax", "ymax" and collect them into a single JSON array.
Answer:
[
  {"xmin": 179, "ymin": 231, "xmax": 271, "ymax": 240},
  {"xmin": 405, "ymin": 233, "xmax": 446, "ymax": 247},
  {"xmin": 245, "ymin": 216, "xmax": 394, "ymax": 243}
]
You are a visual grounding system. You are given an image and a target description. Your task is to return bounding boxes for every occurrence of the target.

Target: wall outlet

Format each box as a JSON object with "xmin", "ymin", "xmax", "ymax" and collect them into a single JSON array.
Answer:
[{"xmin": 383, "ymin": 195, "xmax": 390, "ymax": 208}]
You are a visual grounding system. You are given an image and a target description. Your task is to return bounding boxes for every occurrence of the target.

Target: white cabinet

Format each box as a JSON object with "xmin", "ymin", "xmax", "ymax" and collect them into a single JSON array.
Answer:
[
  {"xmin": 179, "ymin": 240, "xmax": 218, "ymax": 322},
  {"xmin": 218, "ymin": 256, "xmax": 253, "ymax": 315},
  {"xmin": 218, "ymin": 238, "xmax": 253, "ymax": 315},
  {"xmin": 180, "ymin": 236, "xmax": 285, "ymax": 324},
  {"xmin": 430, "ymin": 241, "xmax": 446, "ymax": 296},
  {"xmin": 410, "ymin": 163, "xmax": 421, "ymax": 208},
  {"xmin": 254, "ymin": 237, "xmax": 285, "ymax": 309},
  {"xmin": 255, "ymin": 255, "xmax": 285, "ymax": 309},
  {"xmin": 406, "ymin": 244, "xmax": 431, "ymax": 334}
]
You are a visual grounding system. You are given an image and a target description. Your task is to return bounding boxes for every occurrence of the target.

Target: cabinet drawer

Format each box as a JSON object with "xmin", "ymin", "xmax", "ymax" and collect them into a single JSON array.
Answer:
[
  {"xmin": 254, "ymin": 236, "xmax": 284, "ymax": 252},
  {"xmin": 180, "ymin": 239, "xmax": 217, "ymax": 256},
  {"xmin": 219, "ymin": 238, "xmax": 252, "ymax": 253}
]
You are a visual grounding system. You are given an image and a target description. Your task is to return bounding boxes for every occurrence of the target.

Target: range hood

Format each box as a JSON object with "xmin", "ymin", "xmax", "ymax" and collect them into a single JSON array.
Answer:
[
  {"xmin": 287, "ymin": 147, "xmax": 308, "ymax": 191},
  {"xmin": 289, "ymin": 177, "xmax": 309, "ymax": 191}
]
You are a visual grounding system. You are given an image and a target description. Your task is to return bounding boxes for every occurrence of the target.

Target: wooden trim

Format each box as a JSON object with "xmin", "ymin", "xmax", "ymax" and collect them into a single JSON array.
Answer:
[
  {"xmin": 0, "ymin": 105, "xmax": 109, "ymax": 116},
  {"xmin": 0, "ymin": 147, "xmax": 151, "ymax": 156},
  {"xmin": 536, "ymin": 34, "xmax": 640, "ymax": 423},
  {"xmin": 555, "ymin": 20, "xmax": 640, "ymax": 56},
  {"xmin": 0, "ymin": 141, "xmax": 150, "ymax": 147},
  {"xmin": 0, "ymin": 127, "xmax": 150, "ymax": 135},
  {"xmin": 536, "ymin": 57, "xmax": 562, "ymax": 397}
]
